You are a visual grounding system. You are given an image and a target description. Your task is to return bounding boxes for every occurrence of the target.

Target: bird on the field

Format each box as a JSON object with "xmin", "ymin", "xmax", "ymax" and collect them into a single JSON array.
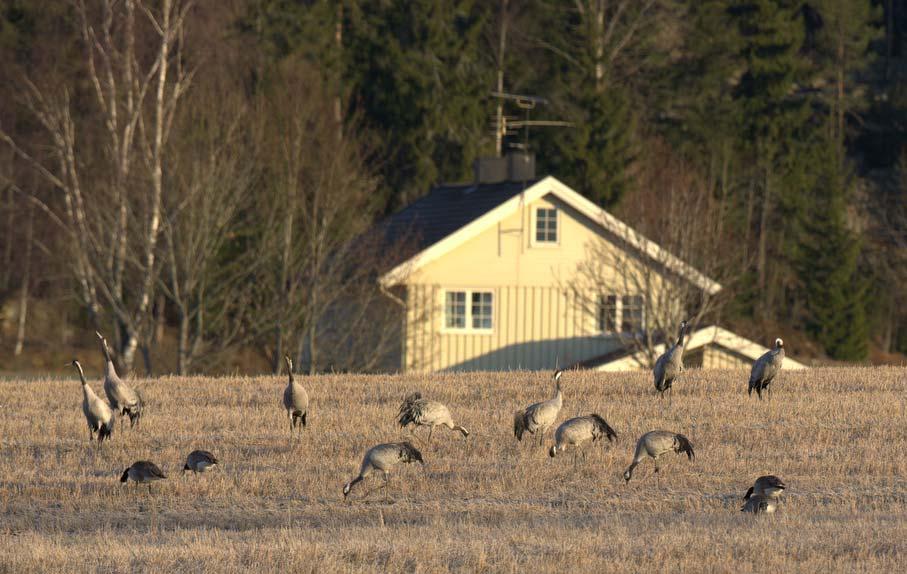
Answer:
[
  {"xmin": 548, "ymin": 414, "xmax": 618, "ymax": 465},
  {"xmin": 514, "ymin": 369, "xmax": 564, "ymax": 445},
  {"xmin": 120, "ymin": 460, "xmax": 167, "ymax": 492},
  {"xmin": 397, "ymin": 392, "xmax": 469, "ymax": 446},
  {"xmin": 741, "ymin": 494, "xmax": 778, "ymax": 514},
  {"xmin": 282, "ymin": 355, "xmax": 308, "ymax": 435},
  {"xmin": 342, "ymin": 441, "xmax": 424, "ymax": 502},
  {"xmin": 748, "ymin": 338, "xmax": 785, "ymax": 400},
  {"xmin": 69, "ymin": 359, "xmax": 114, "ymax": 445},
  {"xmin": 623, "ymin": 430, "xmax": 695, "ymax": 482},
  {"xmin": 653, "ymin": 320, "xmax": 688, "ymax": 401},
  {"xmin": 744, "ymin": 475, "xmax": 786, "ymax": 500},
  {"xmin": 96, "ymin": 332, "xmax": 143, "ymax": 429},
  {"xmin": 183, "ymin": 450, "xmax": 219, "ymax": 474}
]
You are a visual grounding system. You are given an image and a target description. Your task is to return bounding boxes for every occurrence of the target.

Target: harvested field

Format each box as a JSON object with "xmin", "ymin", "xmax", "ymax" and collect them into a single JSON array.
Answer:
[{"xmin": 0, "ymin": 367, "xmax": 905, "ymax": 572}]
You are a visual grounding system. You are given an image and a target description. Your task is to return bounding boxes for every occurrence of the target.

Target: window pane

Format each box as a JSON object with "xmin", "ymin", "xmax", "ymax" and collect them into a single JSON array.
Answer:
[
  {"xmin": 598, "ymin": 294, "xmax": 618, "ymax": 332},
  {"xmin": 471, "ymin": 291, "xmax": 493, "ymax": 329},
  {"xmin": 535, "ymin": 208, "xmax": 558, "ymax": 243},
  {"xmin": 621, "ymin": 295, "xmax": 644, "ymax": 333},
  {"xmin": 445, "ymin": 291, "xmax": 466, "ymax": 329}
]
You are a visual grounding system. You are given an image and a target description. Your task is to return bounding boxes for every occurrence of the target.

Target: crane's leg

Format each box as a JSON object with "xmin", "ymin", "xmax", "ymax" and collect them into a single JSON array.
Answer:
[
  {"xmin": 572, "ymin": 448, "xmax": 577, "ymax": 468},
  {"xmin": 427, "ymin": 426, "xmax": 434, "ymax": 447},
  {"xmin": 383, "ymin": 471, "xmax": 389, "ymax": 503},
  {"xmin": 538, "ymin": 432, "xmax": 544, "ymax": 447}
]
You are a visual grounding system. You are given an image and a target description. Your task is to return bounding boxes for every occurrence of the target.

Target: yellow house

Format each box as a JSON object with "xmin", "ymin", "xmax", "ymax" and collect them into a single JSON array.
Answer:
[{"xmin": 379, "ymin": 157, "xmax": 798, "ymax": 372}]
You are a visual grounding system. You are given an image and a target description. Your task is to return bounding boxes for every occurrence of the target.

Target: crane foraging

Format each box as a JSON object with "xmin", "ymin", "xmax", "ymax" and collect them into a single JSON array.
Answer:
[
  {"xmin": 548, "ymin": 414, "xmax": 618, "ymax": 465},
  {"xmin": 744, "ymin": 475, "xmax": 786, "ymax": 501},
  {"xmin": 183, "ymin": 450, "xmax": 219, "ymax": 474},
  {"xmin": 623, "ymin": 430, "xmax": 695, "ymax": 483},
  {"xmin": 120, "ymin": 460, "xmax": 167, "ymax": 492},
  {"xmin": 342, "ymin": 442, "xmax": 424, "ymax": 502},
  {"xmin": 514, "ymin": 369, "xmax": 564, "ymax": 445},
  {"xmin": 397, "ymin": 392, "xmax": 469, "ymax": 446}
]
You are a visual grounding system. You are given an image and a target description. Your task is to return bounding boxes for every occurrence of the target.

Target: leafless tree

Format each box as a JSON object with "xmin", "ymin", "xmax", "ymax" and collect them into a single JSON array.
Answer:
[
  {"xmin": 245, "ymin": 61, "xmax": 391, "ymax": 374},
  {"xmin": 570, "ymin": 140, "xmax": 739, "ymax": 367},
  {"xmin": 156, "ymin": 91, "xmax": 256, "ymax": 374},
  {"xmin": 0, "ymin": 0, "xmax": 194, "ymax": 372}
]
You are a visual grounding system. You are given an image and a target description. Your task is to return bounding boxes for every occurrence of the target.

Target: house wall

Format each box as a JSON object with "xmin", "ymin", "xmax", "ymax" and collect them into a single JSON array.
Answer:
[
  {"xmin": 684, "ymin": 345, "xmax": 752, "ymax": 370},
  {"xmin": 402, "ymin": 192, "xmax": 656, "ymax": 372}
]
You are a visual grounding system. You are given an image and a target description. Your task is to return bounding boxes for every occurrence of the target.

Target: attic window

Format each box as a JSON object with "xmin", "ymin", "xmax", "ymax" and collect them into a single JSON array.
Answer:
[{"xmin": 535, "ymin": 207, "xmax": 558, "ymax": 243}]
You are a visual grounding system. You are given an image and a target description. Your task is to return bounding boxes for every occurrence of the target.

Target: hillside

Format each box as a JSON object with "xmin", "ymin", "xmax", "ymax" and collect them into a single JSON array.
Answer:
[{"xmin": 0, "ymin": 368, "xmax": 905, "ymax": 572}]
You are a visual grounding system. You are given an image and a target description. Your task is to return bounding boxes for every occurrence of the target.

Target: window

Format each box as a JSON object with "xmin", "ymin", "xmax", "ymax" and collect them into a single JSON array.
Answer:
[
  {"xmin": 535, "ymin": 207, "xmax": 558, "ymax": 243},
  {"xmin": 621, "ymin": 295, "xmax": 644, "ymax": 333},
  {"xmin": 598, "ymin": 294, "xmax": 645, "ymax": 334},
  {"xmin": 444, "ymin": 290, "xmax": 493, "ymax": 331},
  {"xmin": 445, "ymin": 291, "xmax": 466, "ymax": 329},
  {"xmin": 471, "ymin": 292, "xmax": 493, "ymax": 329},
  {"xmin": 598, "ymin": 295, "xmax": 618, "ymax": 332}
]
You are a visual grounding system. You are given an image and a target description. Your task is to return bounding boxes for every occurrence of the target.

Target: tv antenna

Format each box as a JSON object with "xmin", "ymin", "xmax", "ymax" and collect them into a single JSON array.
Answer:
[{"xmin": 490, "ymin": 91, "xmax": 572, "ymax": 156}]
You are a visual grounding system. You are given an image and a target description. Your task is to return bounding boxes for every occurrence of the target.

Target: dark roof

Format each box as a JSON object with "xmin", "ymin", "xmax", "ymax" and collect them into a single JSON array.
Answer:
[{"xmin": 381, "ymin": 179, "xmax": 540, "ymax": 252}]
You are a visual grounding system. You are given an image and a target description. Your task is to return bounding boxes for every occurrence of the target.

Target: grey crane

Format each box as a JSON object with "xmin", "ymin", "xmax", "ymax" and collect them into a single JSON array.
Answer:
[
  {"xmin": 548, "ymin": 414, "xmax": 618, "ymax": 465},
  {"xmin": 653, "ymin": 320, "xmax": 688, "ymax": 401},
  {"xmin": 69, "ymin": 359, "xmax": 114, "ymax": 445},
  {"xmin": 623, "ymin": 430, "xmax": 695, "ymax": 482},
  {"xmin": 96, "ymin": 332, "xmax": 143, "ymax": 428},
  {"xmin": 514, "ymin": 369, "xmax": 564, "ymax": 445},
  {"xmin": 183, "ymin": 450, "xmax": 219, "ymax": 474},
  {"xmin": 282, "ymin": 356, "xmax": 309, "ymax": 435},
  {"xmin": 744, "ymin": 475, "xmax": 786, "ymax": 501},
  {"xmin": 397, "ymin": 392, "xmax": 469, "ymax": 446},
  {"xmin": 120, "ymin": 460, "xmax": 167, "ymax": 492},
  {"xmin": 741, "ymin": 494, "xmax": 778, "ymax": 514},
  {"xmin": 748, "ymin": 338, "xmax": 785, "ymax": 400},
  {"xmin": 342, "ymin": 441, "xmax": 424, "ymax": 502}
]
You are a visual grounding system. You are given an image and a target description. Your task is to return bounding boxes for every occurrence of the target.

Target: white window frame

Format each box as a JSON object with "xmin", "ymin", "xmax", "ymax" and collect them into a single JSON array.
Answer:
[
  {"xmin": 442, "ymin": 289, "xmax": 494, "ymax": 334},
  {"xmin": 598, "ymin": 293, "xmax": 646, "ymax": 335},
  {"xmin": 531, "ymin": 206, "xmax": 560, "ymax": 246}
]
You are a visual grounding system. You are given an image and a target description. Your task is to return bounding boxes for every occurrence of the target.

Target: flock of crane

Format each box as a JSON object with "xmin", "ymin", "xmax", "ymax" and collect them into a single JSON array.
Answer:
[{"xmin": 70, "ymin": 320, "xmax": 789, "ymax": 514}]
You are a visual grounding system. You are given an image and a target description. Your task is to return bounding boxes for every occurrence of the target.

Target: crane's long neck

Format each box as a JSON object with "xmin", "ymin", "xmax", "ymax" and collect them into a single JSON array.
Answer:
[
  {"xmin": 100, "ymin": 342, "xmax": 118, "ymax": 378},
  {"xmin": 553, "ymin": 383, "xmax": 562, "ymax": 407},
  {"xmin": 74, "ymin": 362, "xmax": 87, "ymax": 387},
  {"xmin": 675, "ymin": 324, "xmax": 685, "ymax": 348},
  {"xmin": 75, "ymin": 363, "xmax": 94, "ymax": 400}
]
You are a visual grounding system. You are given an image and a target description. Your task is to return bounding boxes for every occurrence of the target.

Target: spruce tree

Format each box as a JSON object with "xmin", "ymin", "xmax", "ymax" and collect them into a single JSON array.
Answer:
[{"xmin": 799, "ymin": 138, "xmax": 868, "ymax": 360}]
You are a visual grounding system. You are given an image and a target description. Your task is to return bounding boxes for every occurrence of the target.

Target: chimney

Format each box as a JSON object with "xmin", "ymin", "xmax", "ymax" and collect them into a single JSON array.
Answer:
[{"xmin": 473, "ymin": 151, "xmax": 535, "ymax": 184}]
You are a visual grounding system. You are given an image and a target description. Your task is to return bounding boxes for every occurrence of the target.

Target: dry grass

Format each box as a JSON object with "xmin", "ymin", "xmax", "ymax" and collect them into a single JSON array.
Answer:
[{"xmin": 0, "ymin": 367, "xmax": 905, "ymax": 573}]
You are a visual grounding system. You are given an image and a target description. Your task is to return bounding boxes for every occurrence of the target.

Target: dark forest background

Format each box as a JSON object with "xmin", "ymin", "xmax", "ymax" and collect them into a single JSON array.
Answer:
[{"xmin": 1, "ymin": 0, "xmax": 905, "ymax": 374}]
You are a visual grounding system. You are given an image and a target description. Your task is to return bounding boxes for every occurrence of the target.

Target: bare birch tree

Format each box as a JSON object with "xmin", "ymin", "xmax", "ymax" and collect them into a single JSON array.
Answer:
[
  {"xmin": 247, "ymin": 61, "xmax": 396, "ymax": 374},
  {"xmin": 570, "ymin": 140, "xmax": 739, "ymax": 367},
  {"xmin": 0, "ymin": 0, "xmax": 194, "ymax": 372},
  {"xmin": 157, "ymin": 92, "xmax": 256, "ymax": 374}
]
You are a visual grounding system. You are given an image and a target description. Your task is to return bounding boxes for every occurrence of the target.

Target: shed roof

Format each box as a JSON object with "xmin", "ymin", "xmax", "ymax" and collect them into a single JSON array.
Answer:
[{"xmin": 581, "ymin": 325, "xmax": 808, "ymax": 371}]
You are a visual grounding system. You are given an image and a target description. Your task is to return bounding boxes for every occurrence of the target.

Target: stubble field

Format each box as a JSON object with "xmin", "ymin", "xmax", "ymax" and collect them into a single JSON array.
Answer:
[{"xmin": 0, "ymin": 367, "xmax": 905, "ymax": 573}]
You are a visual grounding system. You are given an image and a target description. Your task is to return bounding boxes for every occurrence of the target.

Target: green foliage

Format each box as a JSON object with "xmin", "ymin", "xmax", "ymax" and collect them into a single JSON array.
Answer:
[
  {"xmin": 798, "ymin": 138, "xmax": 868, "ymax": 360},
  {"xmin": 539, "ymin": 85, "xmax": 635, "ymax": 207},
  {"xmin": 344, "ymin": 0, "xmax": 491, "ymax": 209}
]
